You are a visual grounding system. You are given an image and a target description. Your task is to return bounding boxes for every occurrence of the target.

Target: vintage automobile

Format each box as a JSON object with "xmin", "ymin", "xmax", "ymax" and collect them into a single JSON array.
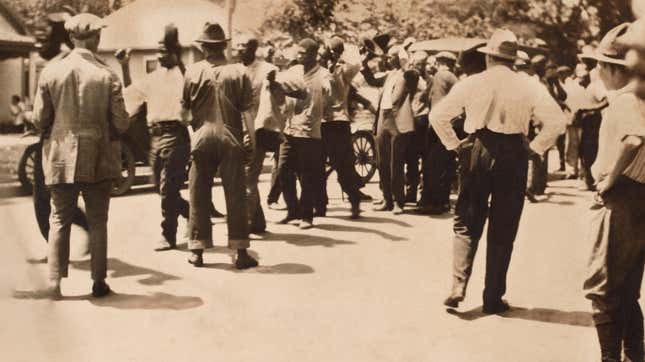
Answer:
[{"xmin": 18, "ymin": 109, "xmax": 150, "ymax": 196}]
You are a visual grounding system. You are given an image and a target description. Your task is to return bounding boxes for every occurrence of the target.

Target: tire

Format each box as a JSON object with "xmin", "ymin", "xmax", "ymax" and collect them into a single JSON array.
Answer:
[
  {"xmin": 112, "ymin": 142, "xmax": 136, "ymax": 196},
  {"xmin": 18, "ymin": 143, "xmax": 39, "ymax": 195},
  {"xmin": 352, "ymin": 130, "xmax": 377, "ymax": 185}
]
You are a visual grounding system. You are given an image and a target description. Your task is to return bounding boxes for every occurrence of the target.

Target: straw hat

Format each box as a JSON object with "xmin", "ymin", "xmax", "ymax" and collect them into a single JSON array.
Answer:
[{"xmin": 477, "ymin": 29, "xmax": 518, "ymax": 60}]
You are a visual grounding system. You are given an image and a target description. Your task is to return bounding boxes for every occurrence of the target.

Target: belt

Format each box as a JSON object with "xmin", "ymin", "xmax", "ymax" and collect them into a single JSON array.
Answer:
[{"xmin": 149, "ymin": 120, "xmax": 185, "ymax": 136}]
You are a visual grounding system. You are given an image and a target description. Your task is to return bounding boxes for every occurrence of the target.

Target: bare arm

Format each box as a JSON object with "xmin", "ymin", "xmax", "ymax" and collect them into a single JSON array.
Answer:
[{"xmin": 597, "ymin": 136, "xmax": 644, "ymax": 194}]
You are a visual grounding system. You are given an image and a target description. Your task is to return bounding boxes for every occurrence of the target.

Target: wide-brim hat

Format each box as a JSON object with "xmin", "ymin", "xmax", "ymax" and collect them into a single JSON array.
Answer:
[
  {"xmin": 196, "ymin": 22, "xmax": 230, "ymax": 44},
  {"xmin": 477, "ymin": 29, "xmax": 518, "ymax": 60},
  {"xmin": 579, "ymin": 23, "xmax": 631, "ymax": 66}
]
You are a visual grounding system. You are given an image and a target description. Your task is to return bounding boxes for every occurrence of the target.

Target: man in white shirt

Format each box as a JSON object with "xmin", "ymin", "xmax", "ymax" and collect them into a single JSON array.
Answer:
[
  {"xmin": 362, "ymin": 45, "xmax": 417, "ymax": 215},
  {"xmin": 235, "ymin": 35, "xmax": 280, "ymax": 234},
  {"xmin": 429, "ymin": 29, "xmax": 566, "ymax": 314},
  {"xmin": 123, "ymin": 27, "xmax": 191, "ymax": 251},
  {"xmin": 582, "ymin": 22, "xmax": 645, "ymax": 362}
]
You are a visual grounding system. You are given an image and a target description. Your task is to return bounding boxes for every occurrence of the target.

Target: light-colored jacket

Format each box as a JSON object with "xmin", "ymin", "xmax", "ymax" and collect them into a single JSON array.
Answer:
[{"xmin": 33, "ymin": 48, "xmax": 129, "ymax": 185}]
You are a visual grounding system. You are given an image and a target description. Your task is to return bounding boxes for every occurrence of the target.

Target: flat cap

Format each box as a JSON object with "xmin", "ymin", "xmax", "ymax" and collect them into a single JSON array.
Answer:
[
  {"xmin": 436, "ymin": 51, "xmax": 457, "ymax": 61},
  {"xmin": 64, "ymin": 13, "xmax": 105, "ymax": 39}
]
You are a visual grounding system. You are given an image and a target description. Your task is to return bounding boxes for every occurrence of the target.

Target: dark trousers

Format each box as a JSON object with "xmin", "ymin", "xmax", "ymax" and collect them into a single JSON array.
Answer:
[
  {"xmin": 405, "ymin": 117, "xmax": 429, "ymax": 200},
  {"xmin": 421, "ymin": 127, "xmax": 457, "ymax": 207},
  {"xmin": 48, "ymin": 180, "xmax": 112, "ymax": 282},
  {"xmin": 580, "ymin": 110, "xmax": 602, "ymax": 189},
  {"xmin": 278, "ymin": 135, "xmax": 324, "ymax": 222},
  {"xmin": 267, "ymin": 153, "xmax": 282, "ymax": 204},
  {"xmin": 584, "ymin": 177, "xmax": 645, "ymax": 362},
  {"xmin": 318, "ymin": 121, "xmax": 362, "ymax": 209},
  {"xmin": 246, "ymin": 128, "xmax": 284, "ymax": 231},
  {"xmin": 556, "ymin": 133, "xmax": 565, "ymax": 169},
  {"xmin": 376, "ymin": 127, "xmax": 412, "ymax": 208},
  {"xmin": 527, "ymin": 152, "xmax": 548, "ymax": 195},
  {"xmin": 33, "ymin": 141, "xmax": 88, "ymax": 241},
  {"xmin": 149, "ymin": 123, "xmax": 190, "ymax": 243},
  {"xmin": 187, "ymin": 124, "xmax": 249, "ymax": 250},
  {"xmin": 450, "ymin": 129, "xmax": 528, "ymax": 305}
]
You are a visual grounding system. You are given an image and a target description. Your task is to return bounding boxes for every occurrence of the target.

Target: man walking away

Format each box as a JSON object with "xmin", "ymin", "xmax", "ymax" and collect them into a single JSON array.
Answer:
[
  {"xmin": 430, "ymin": 29, "xmax": 565, "ymax": 314},
  {"xmin": 32, "ymin": 13, "xmax": 129, "ymax": 299}
]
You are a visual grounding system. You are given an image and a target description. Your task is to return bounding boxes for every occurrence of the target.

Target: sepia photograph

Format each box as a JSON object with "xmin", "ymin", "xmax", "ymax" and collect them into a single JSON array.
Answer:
[{"xmin": 0, "ymin": 0, "xmax": 644, "ymax": 361}]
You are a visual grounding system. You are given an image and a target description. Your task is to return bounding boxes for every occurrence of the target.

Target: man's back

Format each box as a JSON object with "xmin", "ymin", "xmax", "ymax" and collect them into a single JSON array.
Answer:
[
  {"xmin": 183, "ymin": 60, "xmax": 252, "ymax": 137},
  {"xmin": 33, "ymin": 48, "xmax": 128, "ymax": 185}
]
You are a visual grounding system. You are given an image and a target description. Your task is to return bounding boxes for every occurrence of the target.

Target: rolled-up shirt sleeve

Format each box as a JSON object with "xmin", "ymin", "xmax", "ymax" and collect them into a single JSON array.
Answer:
[
  {"xmin": 529, "ymin": 84, "xmax": 567, "ymax": 155},
  {"xmin": 428, "ymin": 81, "xmax": 467, "ymax": 151}
]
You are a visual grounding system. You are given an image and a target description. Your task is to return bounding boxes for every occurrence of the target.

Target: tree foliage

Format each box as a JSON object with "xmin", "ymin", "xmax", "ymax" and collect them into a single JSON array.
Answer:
[{"xmin": 263, "ymin": 0, "xmax": 635, "ymax": 66}]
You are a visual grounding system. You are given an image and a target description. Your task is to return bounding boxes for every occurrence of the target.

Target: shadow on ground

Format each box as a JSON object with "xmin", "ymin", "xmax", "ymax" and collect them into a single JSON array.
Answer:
[
  {"xmin": 258, "ymin": 231, "xmax": 356, "ymax": 248},
  {"xmin": 71, "ymin": 258, "xmax": 180, "ymax": 286},
  {"xmin": 12, "ymin": 290, "xmax": 203, "ymax": 310},
  {"xmin": 447, "ymin": 305, "xmax": 593, "ymax": 327},
  {"xmin": 325, "ymin": 215, "xmax": 412, "ymax": 227},
  {"xmin": 315, "ymin": 223, "xmax": 407, "ymax": 241},
  {"xmin": 200, "ymin": 262, "xmax": 314, "ymax": 274}
]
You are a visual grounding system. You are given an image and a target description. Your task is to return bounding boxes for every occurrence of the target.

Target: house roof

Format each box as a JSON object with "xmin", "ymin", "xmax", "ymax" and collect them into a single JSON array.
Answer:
[
  {"xmin": 0, "ymin": 1, "xmax": 35, "ymax": 57},
  {"xmin": 0, "ymin": 0, "xmax": 29, "ymax": 35},
  {"xmin": 99, "ymin": 0, "xmax": 254, "ymax": 52}
]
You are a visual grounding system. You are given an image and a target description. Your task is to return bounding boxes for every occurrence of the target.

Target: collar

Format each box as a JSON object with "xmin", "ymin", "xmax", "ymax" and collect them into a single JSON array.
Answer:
[
  {"xmin": 607, "ymin": 80, "xmax": 637, "ymax": 102},
  {"xmin": 304, "ymin": 64, "xmax": 320, "ymax": 77},
  {"xmin": 72, "ymin": 47, "xmax": 95, "ymax": 58}
]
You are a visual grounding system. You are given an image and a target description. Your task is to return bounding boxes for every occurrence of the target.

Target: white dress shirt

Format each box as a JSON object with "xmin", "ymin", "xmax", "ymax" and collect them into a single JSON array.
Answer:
[
  {"xmin": 592, "ymin": 82, "xmax": 645, "ymax": 183},
  {"xmin": 124, "ymin": 66, "xmax": 188, "ymax": 125},
  {"xmin": 428, "ymin": 65, "xmax": 566, "ymax": 155}
]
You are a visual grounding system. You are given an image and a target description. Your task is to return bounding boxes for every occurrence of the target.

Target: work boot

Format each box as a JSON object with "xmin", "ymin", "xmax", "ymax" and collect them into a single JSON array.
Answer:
[
  {"xmin": 277, "ymin": 214, "xmax": 299, "ymax": 225},
  {"xmin": 350, "ymin": 202, "xmax": 361, "ymax": 219},
  {"xmin": 392, "ymin": 205, "xmax": 404, "ymax": 215},
  {"xmin": 188, "ymin": 251, "xmax": 204, "ymax": 267},
  {"xmin": 299, "ymin": 220, "xmax": 314, "ymax": 230},
  {"xmin": 235, "ymin": 249, "xmax": 258, "ymax": 270},
  {"xmin": 154, "ymin": 239, "xmax": 176, "ymax": 251},
  {"xmin": 358, "ymin": 190, "xmax": 373, "ymax": 201},
  {"xmin": 373, "ymin": 203, "xmax": 393, "ymax": 212},
  {"xmin": 482, "ymin": 300, "xmax": 511, "ymax": 314},
  {"xmin": 92, "ymin": 280, "xmax": 111, "ymax": 298}
]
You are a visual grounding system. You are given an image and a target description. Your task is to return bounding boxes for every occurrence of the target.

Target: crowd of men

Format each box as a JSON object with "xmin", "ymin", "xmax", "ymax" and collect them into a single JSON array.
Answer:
[{"xmin": 26, "ymin": 9, "xmax": 645, "ymax": 362}]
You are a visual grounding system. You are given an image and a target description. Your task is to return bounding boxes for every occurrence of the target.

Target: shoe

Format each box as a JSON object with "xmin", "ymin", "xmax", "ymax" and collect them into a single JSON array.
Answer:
[
  {"xmin": 443, "ymin": 295, "xmax": 464, "ymax": 308},
  {"xmin": 188, "ymin": 253, "xmax": 204, "ymax": 267},
  {"xmin": 299, "ymin": 220, "xmax": 314, "ymax": 229},
  {"xmin": 250, "ymin": 226, "xmax": 267, "ymax": 234},
  {"xmin": 482, "ymin": 300, "xmax": 511, "ymax": 314},
  {"xmin": 414, "ymin": 204, "xmax": 445, "ymax": 215},
  {"xmin": 372, "ymin": 198, "xmax": 385, "ymax": 206},
  {"xmin": 564, "ymin": 173, "xmax": 578, "ymax": 180},
  {"xmin": 350, "ymin": 203, "xmax": 361, "ymax": 219},
  {"xmin": 358, "ymin": 190, "xmax": 373, "ymax": 201},
  {"xmin": 92, "ymin": 281, "xmax": 111, "ymax": 298},
  {"xmin": 525, "ymin": 190, "xmax": 538, "ymax": 203},
  {"xmin": 210, "ymin": 207, "xmax": 225, "ymax": 218},
  {"xmin": 268, "ymin": 201, "xmax": 287, "ymax": 211},
  {"xmin": 392, "ymin": 205, "xmax": 404, "ymax": 215},
  {"xmin": 404, "ymin": 193, "xmax": 417, "ymax": 204},
  {"xmin": 235, "ymin": 254, "xmax": 259, "ymax": 270},
  {"xmin": 47, "ymin": 282, "xmax": 62, "ymax": 301},
  {"xmin": 277, "ymin": 215, "xmax": 299, "ymax": 225},
  {"xmin": 373, "ymin": 203, "xmax": 393, "ymax": 212},
  {"xmin": 154, "ymin": 240, "xmax": 176, "ymax": 251}
]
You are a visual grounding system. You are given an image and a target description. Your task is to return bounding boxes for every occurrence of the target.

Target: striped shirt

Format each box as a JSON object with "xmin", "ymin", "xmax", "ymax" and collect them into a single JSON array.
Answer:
[{"xmin": 592, "ymin": 82, "xmax": 645, "ymax": 183}]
